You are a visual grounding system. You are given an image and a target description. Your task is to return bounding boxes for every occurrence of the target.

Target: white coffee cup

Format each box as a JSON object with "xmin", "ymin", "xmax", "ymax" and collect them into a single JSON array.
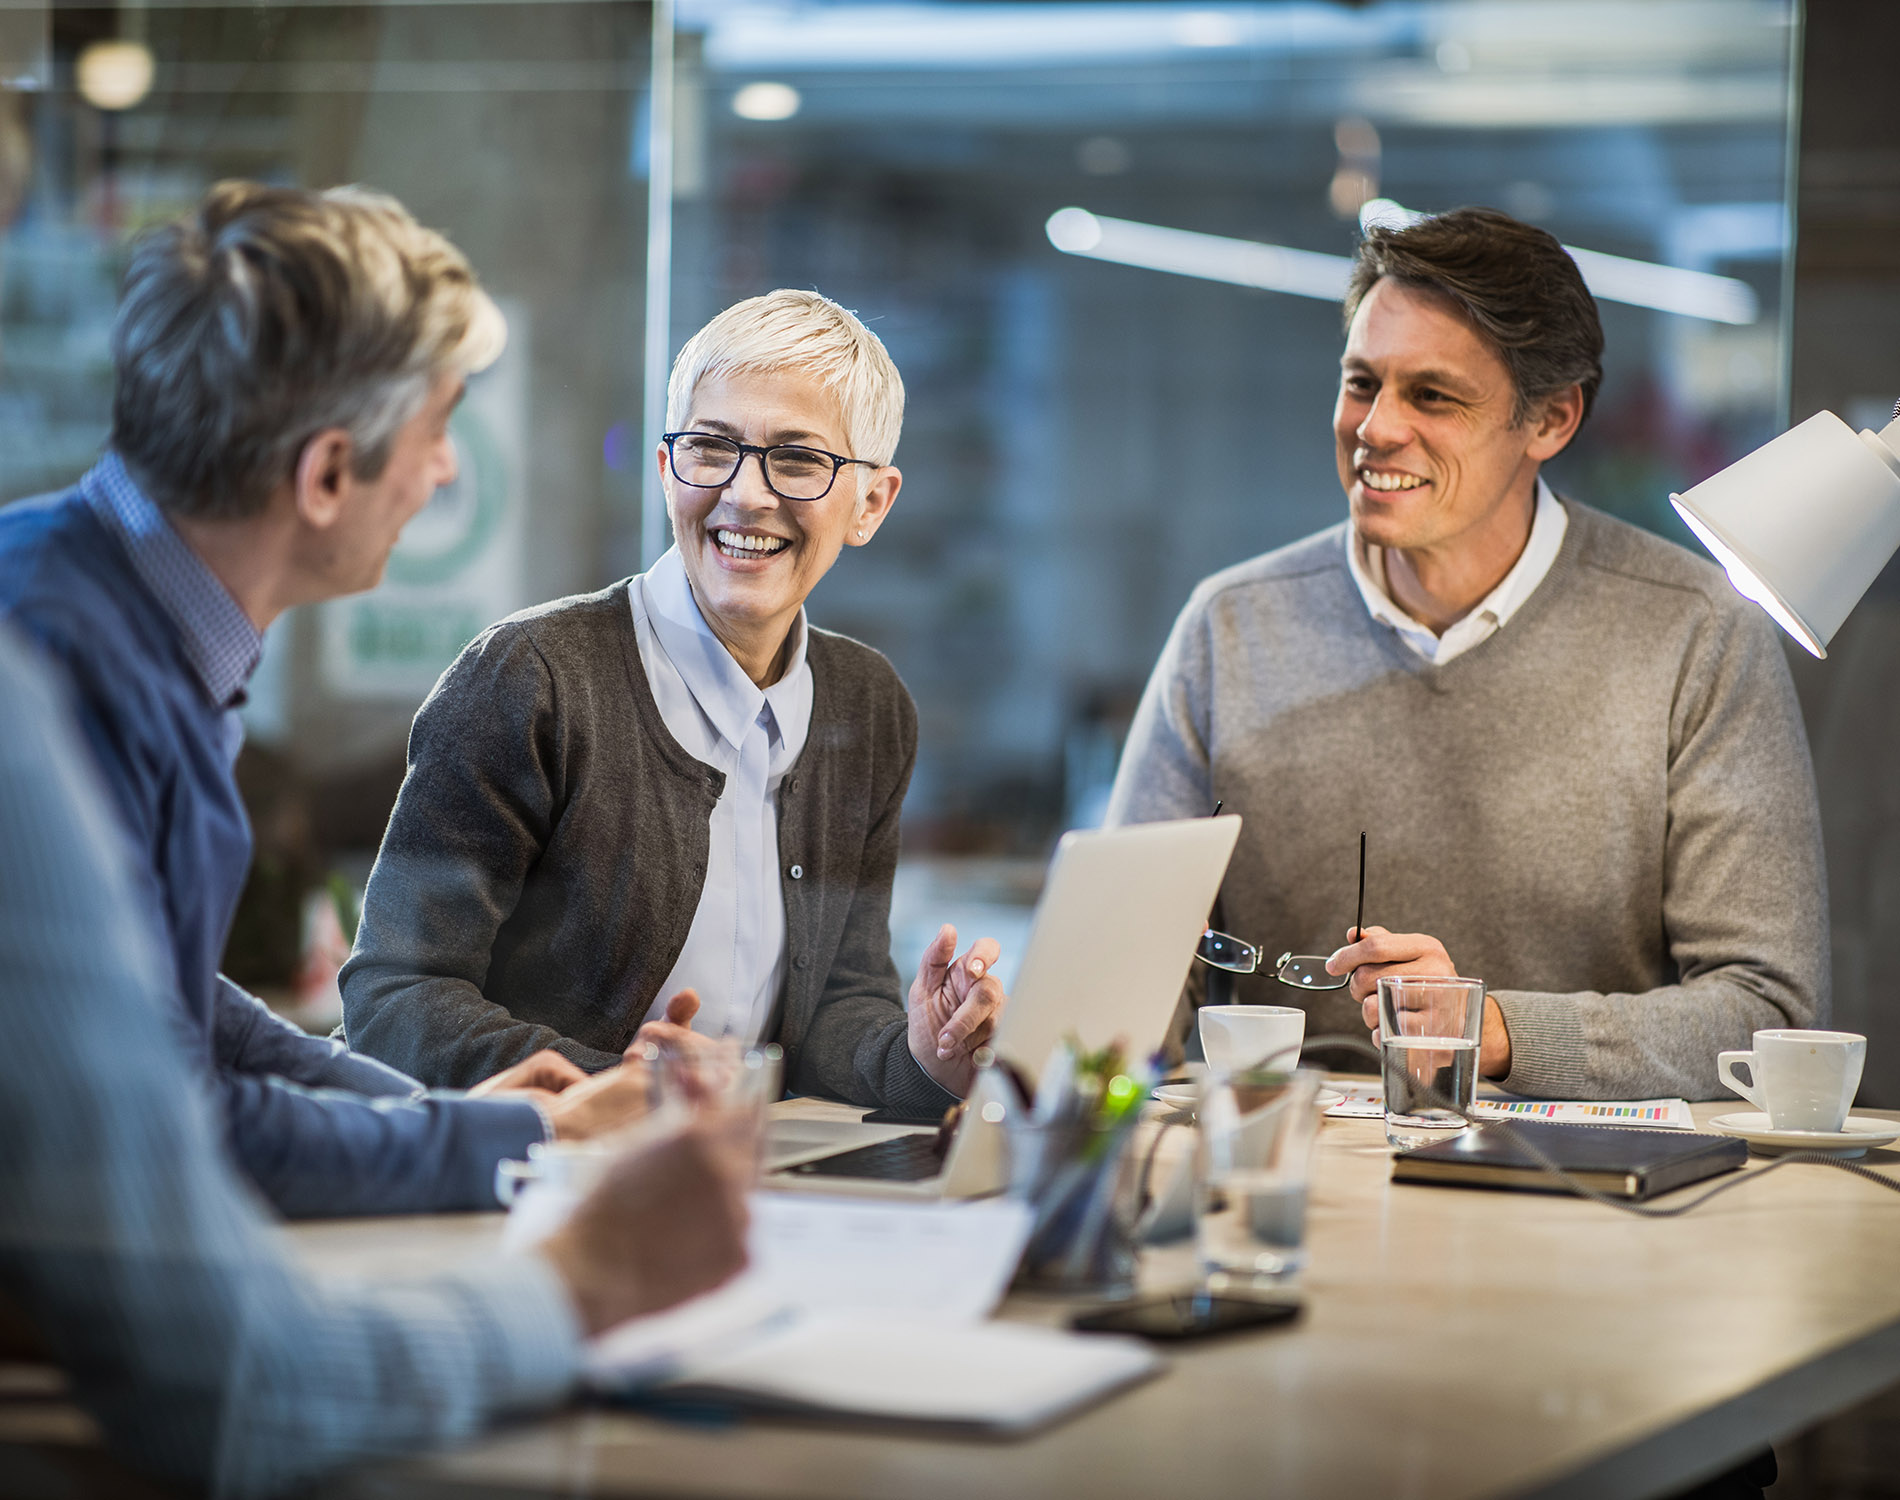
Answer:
[
  {"xmin": 1199, "ymin": 1004, "xmax": 1306, "ymax": 1076},
  {"xmin": 494, "ymin": 1139, "xmax": 615, "ymax": 1206},
  {"xmin": 1717, "ymin": 1029, "xmax": 1866, "ymax": 1133}
]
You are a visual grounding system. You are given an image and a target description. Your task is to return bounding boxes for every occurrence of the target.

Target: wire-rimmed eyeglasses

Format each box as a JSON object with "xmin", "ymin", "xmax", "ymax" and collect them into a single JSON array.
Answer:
[
  {"xmin": 662, "ymin": 431, "xmax": 880, "ymax": 502},
  {"xmin": 1195, "ymin": 931, "xmax": 1350, "ymax": 991}
]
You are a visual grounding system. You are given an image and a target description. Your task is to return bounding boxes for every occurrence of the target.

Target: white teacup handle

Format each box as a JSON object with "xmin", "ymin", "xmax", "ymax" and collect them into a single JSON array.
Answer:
[
  {"xmin": 494, "ymin": 1157, "xmax": 538, "ymax": 1207},
  {"xmin": 1717, "ymin": 1050, "xmax": 1766, "ymax": 1111}
]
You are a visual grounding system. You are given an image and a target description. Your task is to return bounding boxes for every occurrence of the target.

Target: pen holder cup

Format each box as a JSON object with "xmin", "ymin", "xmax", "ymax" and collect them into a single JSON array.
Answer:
[{"xmin": 1004, "ymin": 1117, "xmax": 1146, "ymax": 1298}]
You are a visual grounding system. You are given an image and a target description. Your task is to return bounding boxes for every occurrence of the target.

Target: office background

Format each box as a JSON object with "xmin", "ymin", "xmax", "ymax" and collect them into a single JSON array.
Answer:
[{"xmin": 1, "ymin": 0, "xmax": 1894, "ymax": 1112}]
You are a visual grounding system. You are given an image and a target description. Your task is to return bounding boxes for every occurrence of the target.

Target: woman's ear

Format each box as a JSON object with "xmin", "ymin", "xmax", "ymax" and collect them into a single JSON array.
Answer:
[{"xmin": 848, "ymin": 465, "xmax": 902, "ymax": 545}]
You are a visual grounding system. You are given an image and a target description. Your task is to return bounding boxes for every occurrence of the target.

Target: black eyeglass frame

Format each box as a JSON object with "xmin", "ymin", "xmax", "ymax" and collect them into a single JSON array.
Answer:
[
  {"xmin": 1194, "ymin": 929, "xmax": 1350, "ymax": 992},
  {"xmin": 661, "ymin": 430, "xmax": 881, "ymax": 502}
]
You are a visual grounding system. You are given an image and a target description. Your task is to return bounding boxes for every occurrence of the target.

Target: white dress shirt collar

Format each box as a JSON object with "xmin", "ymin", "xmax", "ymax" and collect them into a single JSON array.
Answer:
[
  {"xmin": 1346, "ymin": 477, "xmax": 1568, "ymax": 666},
  {"xmin": 643, "ymin": 546, "xmax": 812, "ymax": 755},
  {"xmin": 630, "ymin": 547, "xmax": 813, "ymax": 1044}
]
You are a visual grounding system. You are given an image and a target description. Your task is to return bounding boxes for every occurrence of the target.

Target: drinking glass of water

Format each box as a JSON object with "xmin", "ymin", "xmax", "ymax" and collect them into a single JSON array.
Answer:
[
  {"xmin": 1195, "ymin": 1065, "xmax": 1325, "ymax": 1291},
  {"xmin": 1378, "ymin": 975, "xmax": 1485, "ymax": 1150}
]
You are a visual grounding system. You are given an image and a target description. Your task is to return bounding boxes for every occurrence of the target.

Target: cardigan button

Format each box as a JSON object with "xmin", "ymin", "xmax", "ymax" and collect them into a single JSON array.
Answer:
[
  {"xmin": 793, "ymin": 954, "xmax": 810, "ymax": 971},
  {"xmin": 789, "ymin": 864, "xmax": 804, "ymax": 880}
]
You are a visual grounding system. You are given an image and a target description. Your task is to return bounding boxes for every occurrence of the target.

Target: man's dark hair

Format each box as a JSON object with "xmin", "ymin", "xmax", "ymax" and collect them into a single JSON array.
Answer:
[
  {"xmin": 109, "ymin": 181, "xmax": 503, "ymax": 521},
  {"xmin": 1343, "ymin": 207, "xmax": 1604, "ymax": 429}
]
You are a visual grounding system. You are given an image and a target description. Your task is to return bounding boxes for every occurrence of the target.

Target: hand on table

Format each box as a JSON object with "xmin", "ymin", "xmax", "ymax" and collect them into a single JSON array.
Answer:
[
  {"xmin": 539, "ymin": 1059, "xmax": 657, "ymax": 1141},
  {"xmin": 468, "ymin": 1049, "xmax": 589, "ymax": 1098},
  {"xmin": 907, "ymin": 923, "xmax": 1007, "ymax": 1096},
  {"xmin": 469, "ymin": 1037, "xmax": 659, "ymax": 1141},
  {"xmin": 1326, "ymin": 925, "xmax": 1512, "ymax": 1079},
  {"xmin": 537, "ymin": 1113, "xmax": 752, "ymax": 1337}
]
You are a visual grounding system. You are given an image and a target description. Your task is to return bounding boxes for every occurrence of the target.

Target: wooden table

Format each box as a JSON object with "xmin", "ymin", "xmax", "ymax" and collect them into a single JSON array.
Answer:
[{"xmin": 303, "ymin": 1096, "xmax": 1900, "ymax": 1500}]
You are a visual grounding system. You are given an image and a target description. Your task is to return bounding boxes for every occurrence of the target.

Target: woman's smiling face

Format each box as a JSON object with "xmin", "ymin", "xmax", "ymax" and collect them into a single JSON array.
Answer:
[{"xmin": 661, "ymin": 366, "xmax": 899, "ymax": 682}]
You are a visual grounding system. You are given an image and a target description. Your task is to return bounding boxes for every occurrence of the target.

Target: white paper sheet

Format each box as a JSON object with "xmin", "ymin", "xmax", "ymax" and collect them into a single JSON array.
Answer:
[
  {"xmin": 1322, "ymin": 1082, "xmax": 1695, "ymax": 1130},
  {"xmin": 660, "ymin": 1313, "xmax": 1163, "ymax": 1434},
  {"xmin": 748, "ymin": 1193, "xmax": 1034, "ymax": 1322},
  {"xmin": 586, "ymin": 1193, "xmax": 1034, "ymax": 1387}
]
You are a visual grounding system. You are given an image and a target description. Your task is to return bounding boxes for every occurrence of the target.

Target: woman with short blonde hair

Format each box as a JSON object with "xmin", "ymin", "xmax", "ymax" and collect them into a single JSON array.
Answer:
[{"xmin": 343, "ymin": 289, "xmax": 1005, "ymax": 1114}]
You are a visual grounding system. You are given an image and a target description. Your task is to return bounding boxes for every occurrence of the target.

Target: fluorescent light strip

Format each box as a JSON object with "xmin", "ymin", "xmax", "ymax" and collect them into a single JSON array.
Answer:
[
  {"xmin": 1563, "ymin": 245, "xmax": 1757, "ymax": 325},
  {"xmin": 1046, "ymin": 203, "xmax": 1760, "ymax": 325},
  {"xmin": 1366, "ymin": 197, "xmax": 1757, "ymax": 323},
  {"xmin": 1045, "ymin": 207, "xmax": 1352, "ymax": 301}
]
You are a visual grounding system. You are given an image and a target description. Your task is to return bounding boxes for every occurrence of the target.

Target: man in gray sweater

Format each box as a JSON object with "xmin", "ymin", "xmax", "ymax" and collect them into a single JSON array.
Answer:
[{"xmin": 1106, "ymin": 207, "xmax": 1828, "ymax": 1102}]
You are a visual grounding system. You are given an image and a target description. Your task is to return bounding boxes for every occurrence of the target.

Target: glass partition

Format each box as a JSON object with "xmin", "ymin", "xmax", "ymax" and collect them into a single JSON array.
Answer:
[{"xmin": 0, "ymin": 0, "xmax": 1798, "ymax": 1002}]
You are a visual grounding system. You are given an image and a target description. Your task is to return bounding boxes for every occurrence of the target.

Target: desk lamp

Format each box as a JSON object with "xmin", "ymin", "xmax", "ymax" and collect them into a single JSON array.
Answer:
[{"xmin": 1669, "ymin": 402, "xmax": 1900, "ymax": 656}]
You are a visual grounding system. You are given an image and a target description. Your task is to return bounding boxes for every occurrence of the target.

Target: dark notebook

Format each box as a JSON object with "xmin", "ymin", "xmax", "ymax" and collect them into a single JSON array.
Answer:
[{"xmin": 1391, "ymin": 1121, "xmax": 1747, "ymax": 1201}]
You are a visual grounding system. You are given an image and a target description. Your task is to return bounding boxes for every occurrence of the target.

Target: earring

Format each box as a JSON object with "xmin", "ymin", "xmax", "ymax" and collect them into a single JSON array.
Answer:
[{"xmin": 857, "ymin": 529, "xmax": 865, "ymax": 539}]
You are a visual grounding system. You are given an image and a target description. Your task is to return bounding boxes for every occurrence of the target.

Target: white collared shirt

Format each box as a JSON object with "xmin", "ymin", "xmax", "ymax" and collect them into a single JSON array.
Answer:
[
  {"xmin": 629, "ymin": 548, "xmax": 813, "ymax": 1043},
  {"xmin": 1346, "ymin": 478, "xmax": 1568, "ymax": 665}
]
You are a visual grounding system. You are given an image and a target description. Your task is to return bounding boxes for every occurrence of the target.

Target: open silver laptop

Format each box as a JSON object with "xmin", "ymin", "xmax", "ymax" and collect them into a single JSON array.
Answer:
[{"xmin": 765, "ymin": 814, "xmax": 1241, "ymax": 1199}]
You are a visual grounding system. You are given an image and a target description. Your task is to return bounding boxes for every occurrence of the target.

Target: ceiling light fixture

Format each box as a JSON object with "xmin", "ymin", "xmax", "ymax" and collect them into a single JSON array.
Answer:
[
  {"xmin": 1360, "ymin": 197, "xmax": 1757, "ymax": 324},
  {"xmin": 1044, "ymin": 207, "xmax": 1352, "ymax": 301},
  {"xmin": 731, "ymin": 80, "xmax": 800, "ymax": 121},
  {"xmin": 76, "ymin": 38, "xmax": 154, "ymax": 112},
  {"xmin": 1045, "ymin": 203, "xmax": 1761, "ymax": 325}
]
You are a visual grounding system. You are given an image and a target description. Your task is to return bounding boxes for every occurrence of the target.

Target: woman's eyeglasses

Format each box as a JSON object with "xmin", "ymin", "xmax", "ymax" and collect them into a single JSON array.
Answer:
[
  {"xmin": 1194, "ymin": 931, "xmax": 1349, "ymax": 991},
  {"xmin": 661, "ymin": 431, "xmax": 878, "ymax": 502}
]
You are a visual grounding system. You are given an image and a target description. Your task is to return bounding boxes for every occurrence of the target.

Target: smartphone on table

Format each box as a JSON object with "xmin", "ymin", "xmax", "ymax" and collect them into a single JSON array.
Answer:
[{"xmin": 1070, "ymin": 1289, "xmax": 1302, "ymax": 1342}]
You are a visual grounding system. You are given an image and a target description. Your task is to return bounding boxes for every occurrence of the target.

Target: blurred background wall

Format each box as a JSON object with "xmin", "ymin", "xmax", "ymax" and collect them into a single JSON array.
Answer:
[
  {"xmin": 8, "ymin": 0, "xmax": 1893, "ymax": 1103},
  {"xmin": 1784, "ymin": 0, "xmax": 1900, "ymax": 1108}
]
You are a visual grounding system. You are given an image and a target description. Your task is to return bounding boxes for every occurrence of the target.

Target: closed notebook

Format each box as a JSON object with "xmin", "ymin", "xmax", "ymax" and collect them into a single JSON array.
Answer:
[{"xmin": 1390, "ymin": 1121, "xmax": 1746, "ymax": 1200}]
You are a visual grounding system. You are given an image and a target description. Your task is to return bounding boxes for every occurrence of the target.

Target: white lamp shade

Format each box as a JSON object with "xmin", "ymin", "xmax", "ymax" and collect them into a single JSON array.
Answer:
[{"xmin": 1670, "ymin": 410, "xmax": 1900, "ymax": 658}]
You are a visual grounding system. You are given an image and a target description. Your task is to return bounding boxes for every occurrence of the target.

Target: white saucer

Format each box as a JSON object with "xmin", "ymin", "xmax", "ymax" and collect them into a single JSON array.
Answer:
[
  {"xmin": 1152, "ymin": 1084, "xmax": 1345, "ymax": 1115},
  {"xmin": 1707, "ymin": 1111, "xmax": 1900, "ymax": 1158}
]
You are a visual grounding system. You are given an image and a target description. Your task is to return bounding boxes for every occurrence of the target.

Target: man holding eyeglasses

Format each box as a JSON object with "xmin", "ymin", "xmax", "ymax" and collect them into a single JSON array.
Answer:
[
  {"xmin": 1107, "ymin": 208, "xmax": 1827, "ymax": 1103},
  {"xmin": 343, "ymin": 289, "xmax": 1007, "ymax": 1112}
]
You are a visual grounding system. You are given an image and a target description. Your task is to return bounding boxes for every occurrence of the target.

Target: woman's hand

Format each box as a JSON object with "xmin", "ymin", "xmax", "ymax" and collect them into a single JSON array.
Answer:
[
  {"xmin": 468, "ymin": 1048, "xmax": 589, "ymax": 1097},
  {"xmin": 631, "ymin": 988, "xmax": 708, "ymax": 1055},
  {"xmin": 906, "ymin": 923, "xmax": 1008, "ymax": 1096}
]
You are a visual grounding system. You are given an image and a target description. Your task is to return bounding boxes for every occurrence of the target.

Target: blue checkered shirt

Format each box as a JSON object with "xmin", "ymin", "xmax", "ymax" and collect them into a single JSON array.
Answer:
[
  {"xmin": 82, "ymin": 452, "xmax": 263, "ymax": 754},
  {"xmin": 0, "ymin": 628, "xmax": 580, "ymax": 1497}
]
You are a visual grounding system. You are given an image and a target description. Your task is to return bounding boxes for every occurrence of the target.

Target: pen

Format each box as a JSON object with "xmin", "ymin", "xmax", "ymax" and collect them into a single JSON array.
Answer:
[{"xmin": 1355, "ymin": 830, "xmax": 1367, "ymax": 941}]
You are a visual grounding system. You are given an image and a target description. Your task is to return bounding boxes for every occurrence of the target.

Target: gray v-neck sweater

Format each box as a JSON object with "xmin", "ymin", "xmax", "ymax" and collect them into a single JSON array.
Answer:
[
  {"xmin": 1107, "ymin": 500, "xmax": 1829, "ymax": 1101},
  {"xmin": 340, "ymin": 581, "xmax": 955, "ymax": 1116}
]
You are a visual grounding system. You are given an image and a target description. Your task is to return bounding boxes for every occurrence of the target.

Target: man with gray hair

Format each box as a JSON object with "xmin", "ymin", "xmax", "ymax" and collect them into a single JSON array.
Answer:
[
  {"xmin": 0, "ymin": 181, "xmax": 653, "ymax": 1217},
  {"xmin": 1109, "ymin": 207, "xmax": 1828, "ymax": 1102}
]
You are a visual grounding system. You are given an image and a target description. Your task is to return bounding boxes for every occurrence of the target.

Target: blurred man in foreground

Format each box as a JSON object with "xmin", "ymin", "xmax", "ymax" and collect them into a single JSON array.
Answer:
[
  {"xmin": 0, "ymin": 625, "xmax": 750, "ymax": 1496},
  {"xmin": 0, "ymin": 182, "xmax": 655, "ymax": 1215},
  {"xmin": 1109, "ymin": 207, "xmax": 1826, "ymax": 1101}
]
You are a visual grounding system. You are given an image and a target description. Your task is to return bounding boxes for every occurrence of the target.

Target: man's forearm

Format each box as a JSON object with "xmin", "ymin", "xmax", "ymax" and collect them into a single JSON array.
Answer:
[
  {"xmin": 1490, "ymin": 973, "xmax": 1815, "ymax": 1101},
  {"xmin": 215, "ymin": 976, "xmax": 422, "ymax": 1097},
  {"xmin": 216, "ymin": 1071, "xmax": 546, "ymax": 1217}
]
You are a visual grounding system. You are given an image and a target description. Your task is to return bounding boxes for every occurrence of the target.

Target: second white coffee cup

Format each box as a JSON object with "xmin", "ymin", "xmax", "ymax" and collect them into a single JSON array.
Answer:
[
  {"xmin": 1199, "ymin": 1004, "xmax": 1306, "ymax": 1076},
  {"xmin": 1717, "ymin": 1029, "xmax": 1865, "ymax": 1133}
]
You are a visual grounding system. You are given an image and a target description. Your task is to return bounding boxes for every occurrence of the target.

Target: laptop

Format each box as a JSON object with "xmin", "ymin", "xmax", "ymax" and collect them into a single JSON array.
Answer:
[{"xmin": 765, "ymin": 814, "xmax": 1241, "ymax": 1199}]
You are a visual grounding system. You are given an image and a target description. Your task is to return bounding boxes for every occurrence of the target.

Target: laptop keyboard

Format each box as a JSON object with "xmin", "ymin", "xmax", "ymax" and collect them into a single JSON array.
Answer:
[{"xmin": 783, "ymin": 1132, "xmax": 944, "ymax": 1181}]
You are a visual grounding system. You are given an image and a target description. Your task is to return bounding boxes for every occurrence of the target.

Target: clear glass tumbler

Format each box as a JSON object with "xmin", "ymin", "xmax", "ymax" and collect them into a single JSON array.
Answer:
[
  {"xmin": 1195, "ymin": 1065, "xmax": 1325, "ymax": 1291},
  {"xmin": 1378, "ymin": 975, "xmax": 1485, "ymax": 1150},
  {"xmin": 640, "ymin": 1037, "xmax": 783, "ymax": 1185}
]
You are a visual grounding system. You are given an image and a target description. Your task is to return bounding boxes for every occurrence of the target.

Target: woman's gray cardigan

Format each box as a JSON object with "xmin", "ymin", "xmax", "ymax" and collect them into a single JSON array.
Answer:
[{"xmin": 339, "ymin": 581, "xmax": 957, "ymax": 1116}]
